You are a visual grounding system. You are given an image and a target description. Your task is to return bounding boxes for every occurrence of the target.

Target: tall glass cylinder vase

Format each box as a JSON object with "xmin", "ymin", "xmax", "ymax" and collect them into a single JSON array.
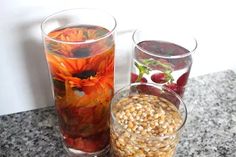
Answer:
[{"xmin": 41, "ymin": 8, "xmax": 116, "ymax": 156}]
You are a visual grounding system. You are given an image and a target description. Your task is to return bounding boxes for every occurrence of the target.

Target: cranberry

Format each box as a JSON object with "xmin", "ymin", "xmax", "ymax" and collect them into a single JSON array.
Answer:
[
  {"xmin": 177, "ymin": 71, "xmax": 190, "ymax": 87},
  {"xmin": 164, "ymin": 83, "xmax": 185, "ymax": 97},
  {"xmin": 151, "ymin": 73, "xmax": 168, "ymax": 84},
  {"xmin": 131, "ymin": 73, "xmax": 147, "ymax": 83},
  {"xmin": 173, "ymin": 61, "xmax": 186, "ymax": 70},
  {"xmin": 163, "ymin": 83, "xmax": 185, "ymax": 107},
  {"xmin": 165, "ymin": 83, "xmax": 178, "ymax": 92},
  {"xmin": 137, "ymin": 84, "xmax": 161, "ymax": 97}
]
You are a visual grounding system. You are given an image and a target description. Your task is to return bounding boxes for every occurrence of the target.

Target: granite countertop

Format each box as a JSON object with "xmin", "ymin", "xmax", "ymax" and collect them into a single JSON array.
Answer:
[{"xmin": 0, "ymin": 70, "xmax": 236, "ymax": 157}]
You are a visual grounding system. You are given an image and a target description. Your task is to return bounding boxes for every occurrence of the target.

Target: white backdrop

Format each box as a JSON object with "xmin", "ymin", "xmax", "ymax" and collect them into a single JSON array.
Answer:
[{"xmin": 1, "ymin": 0, "xmax": 236, "ymax": 115}]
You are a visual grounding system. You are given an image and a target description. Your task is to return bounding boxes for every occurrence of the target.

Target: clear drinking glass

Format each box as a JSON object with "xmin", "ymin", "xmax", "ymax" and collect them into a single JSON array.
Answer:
[
  {"xmin": 41, "ymin": 8, "xmax": 116, "ymax": 156},
  {"xmin": 110, "ymin": 83, "xmax": 187, "ymax": 157},
  {"xmin": 131, "ymin": 29, "xmax": 197, "ymax": 97}
]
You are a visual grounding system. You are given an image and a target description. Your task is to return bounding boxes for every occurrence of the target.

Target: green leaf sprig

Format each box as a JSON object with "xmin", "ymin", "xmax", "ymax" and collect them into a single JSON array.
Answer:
[
  {"xmin": 134, "ymin": 62, "xmax": 150, "ymax": 82},
  {"xmin": 134, "ymin": 58, "xmax": 174, "ymax": 83},
  {"xmin": 142, "ymin": 58, "xmax": 172, "ymax": 71}
]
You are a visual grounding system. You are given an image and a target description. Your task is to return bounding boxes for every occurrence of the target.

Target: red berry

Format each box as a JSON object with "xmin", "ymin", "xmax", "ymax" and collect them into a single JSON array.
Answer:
[
  {"xmin": 173, "ymin": 59, "xmax": 189, "ymax": 70},
  {"xmin": 151, "ymin": 73, "xmax": 168, "ymax": 84},
  {"xmin": 164, "ymin": 83, "xmax": 180, "ymax": 95},
  {"xmin": 137, "ymin": 84, "xmax": 161, "ymax": 97},
  {"xmin": 177, "ymin": 71, "xmax": 190, "ymax": 87},
  {"xmin": 164, "ymin": 83, "xmax": 185, "ymax": 97},
  {"xmin": 131, "ymin": 73, "xmax": 147, "ymax": 83},
  {"xmin": 163, "ymin": 83, "xmax": 185, "ymax": 108},
  {"xmin": 165, "ymin": 83, "xmax": 179, "ymax": 92}
]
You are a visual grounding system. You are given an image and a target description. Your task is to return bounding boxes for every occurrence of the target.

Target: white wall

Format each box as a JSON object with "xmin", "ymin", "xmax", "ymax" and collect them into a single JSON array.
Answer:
[{"xmin": 1, "ymin": 0, "xmax": 236, "ymax": 115}]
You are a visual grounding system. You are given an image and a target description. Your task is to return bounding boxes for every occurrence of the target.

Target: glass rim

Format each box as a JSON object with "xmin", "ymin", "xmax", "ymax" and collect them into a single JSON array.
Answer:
[
  {"xmin": 41, "ymin": 8, "xmax": 117, "ymax": 45},
  {"xmin": 132, "ymin": 29, "xmax": 198, "ymax": 59},
  {"xmin": 111, "ymin": 82, "xmax": 187, "ymax": 139}
]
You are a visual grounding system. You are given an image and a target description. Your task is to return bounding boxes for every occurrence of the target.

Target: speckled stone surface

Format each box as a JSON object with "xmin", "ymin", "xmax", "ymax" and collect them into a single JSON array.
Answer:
[
  {"xmin": 176, "ymin": 70, "xmax": 236, "ymax": 157},
  {"xmin": 0, "ymin": 107, "xmax": 66, "ymax": 157},
  {"xmin": 1, "ymin": 70, "xmax": 236, "ymax": 157}
]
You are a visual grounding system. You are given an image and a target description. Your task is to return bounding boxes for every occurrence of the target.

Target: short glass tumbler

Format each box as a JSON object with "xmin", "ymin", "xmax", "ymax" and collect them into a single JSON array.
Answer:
[
  {"xmin": 110, "ymin": 83, "xmax": 187, "ymax": 157},
  {"xmin": 41, "ymin": 8, "xmax": 116, "ymax": 156},
  {"xmin": 131, "ymin": 29, "xmax": 197, "ymax": 97}
]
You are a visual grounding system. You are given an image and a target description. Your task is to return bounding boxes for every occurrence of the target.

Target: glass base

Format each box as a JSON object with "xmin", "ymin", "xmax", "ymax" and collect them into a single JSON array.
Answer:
[{"xmin": 63, "ymin": 144, "xmax": 110, "ymax": 157}]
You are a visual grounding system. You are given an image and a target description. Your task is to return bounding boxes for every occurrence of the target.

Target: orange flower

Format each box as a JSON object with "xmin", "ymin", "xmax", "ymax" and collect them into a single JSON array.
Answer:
[
  {"xmin": 46, "ymin": 45, "xmax": 114, "ymax": 108},
  {"xmin": 45, "ymin": 26, "xmax": 115, "ymax": 109},
  {"xmin": 47, "ymin": 27, "xmax": 109, "ymax": 57}
]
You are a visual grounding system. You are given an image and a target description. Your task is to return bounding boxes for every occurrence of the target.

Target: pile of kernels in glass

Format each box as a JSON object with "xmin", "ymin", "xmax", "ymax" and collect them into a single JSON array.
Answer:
[{"xmin": 111, "ymin": 94, "xmax": 183, "ymax": 157}]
